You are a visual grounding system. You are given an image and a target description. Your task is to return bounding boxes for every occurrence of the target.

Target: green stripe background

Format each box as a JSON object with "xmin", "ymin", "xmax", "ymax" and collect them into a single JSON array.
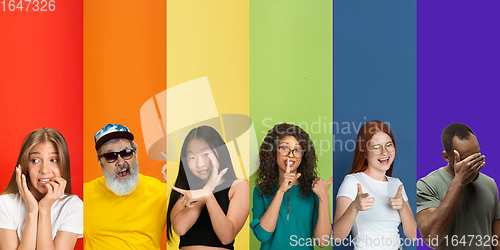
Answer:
[{"xmin": 250, "ymin": 1, "xmax": 333, "ymax": 249}]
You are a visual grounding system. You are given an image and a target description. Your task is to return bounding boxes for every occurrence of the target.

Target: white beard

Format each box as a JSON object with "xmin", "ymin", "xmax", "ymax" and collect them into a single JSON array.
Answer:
[{"xmin": 102, "ymin": 160, "xmax": 140, "ymax": 196}]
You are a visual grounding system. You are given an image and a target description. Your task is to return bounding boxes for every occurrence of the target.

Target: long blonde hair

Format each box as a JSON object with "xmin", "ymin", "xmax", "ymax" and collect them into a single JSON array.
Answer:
[{"xmin": 2, "ymin": 128, "xmax": 72, "ymax": 195}]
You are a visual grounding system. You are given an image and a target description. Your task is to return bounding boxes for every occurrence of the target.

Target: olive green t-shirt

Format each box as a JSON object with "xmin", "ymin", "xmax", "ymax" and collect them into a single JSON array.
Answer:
[{"xmin": 417, "ymin": 167, "xmax": 500, "ymax": 250}]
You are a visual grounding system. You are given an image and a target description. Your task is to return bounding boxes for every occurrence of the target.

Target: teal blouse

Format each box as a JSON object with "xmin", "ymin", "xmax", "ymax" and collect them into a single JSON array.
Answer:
[{"xmin": 250, "ymin": 185, "xmax": 319, "ymax": 249}]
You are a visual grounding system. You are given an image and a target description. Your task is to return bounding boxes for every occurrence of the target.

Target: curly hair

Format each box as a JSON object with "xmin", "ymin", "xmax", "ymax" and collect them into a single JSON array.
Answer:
[{"xmin": 255, "ymin": 123, "xmax": 318, "ymax": 198}]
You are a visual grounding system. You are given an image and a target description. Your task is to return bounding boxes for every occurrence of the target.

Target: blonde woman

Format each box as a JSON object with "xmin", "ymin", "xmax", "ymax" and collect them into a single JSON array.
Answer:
[{"xmin": 0, "ymin": 128, "xmax": 83, "ymax": 250}]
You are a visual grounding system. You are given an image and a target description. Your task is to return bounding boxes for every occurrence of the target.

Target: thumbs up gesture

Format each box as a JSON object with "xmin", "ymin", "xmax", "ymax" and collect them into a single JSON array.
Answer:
[
  {"xmin": 390, "ymin": 184, "xmax": 405, "ymax": 210},
  {"xmin": 311, "ymin": 176, "xmax": 333, "ymax": 201},
  {"xmin": 353, "ymin": 183, "xmax": 374, "ymax": 211}
]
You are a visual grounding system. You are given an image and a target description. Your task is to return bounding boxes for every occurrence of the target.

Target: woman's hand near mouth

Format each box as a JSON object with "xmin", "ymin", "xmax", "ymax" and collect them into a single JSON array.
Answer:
[
  {"xmin": 278, "ymin": 159, "xmax": 301, "ymax": 193},
  {"xmin": 171, "ymin": 153, "xmax": 228, "ymax": 207},
  {"xmin": 16, "ymin": 165, "xmax": 38, "ymax": 213},
  {"xmin": 39, "ymin": 176, "xmax": 66, "ymax": 211},
  {"xmin": 37, "ymin": 176, "xmax": 69, "ymax": 250},
  {"xmin": 203, "ymin": 153, "xmax": 228, "ymax": 192}
]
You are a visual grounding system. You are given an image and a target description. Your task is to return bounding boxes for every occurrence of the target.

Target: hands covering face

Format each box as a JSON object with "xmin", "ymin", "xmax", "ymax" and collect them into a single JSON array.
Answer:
[
  {"xmin": 16, "ymin": 165, "xmax": 66, "ymax": 212},
  {"xmin": 38, "ymin": 176, "xmax": 67, "ymax": 210},
  {"xmin": 453, "ymin": 150, "xmax": 485, "ymax": 186}
]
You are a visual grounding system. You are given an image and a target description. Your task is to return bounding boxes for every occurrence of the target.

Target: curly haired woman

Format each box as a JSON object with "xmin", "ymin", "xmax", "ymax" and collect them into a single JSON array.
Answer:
[{"xmin": 251, "ymin": 123, "xmax": 332, "ymax": 249}]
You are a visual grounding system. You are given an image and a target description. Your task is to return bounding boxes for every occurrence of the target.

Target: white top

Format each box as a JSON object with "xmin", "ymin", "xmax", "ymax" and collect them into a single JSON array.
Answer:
[
  {"xmin": 337, "ymin": 172, "xmax": 408, "ymax": 250},
  {"xmin": 0, "ymin": 193, "xmax": 83, "ymax": 241}
]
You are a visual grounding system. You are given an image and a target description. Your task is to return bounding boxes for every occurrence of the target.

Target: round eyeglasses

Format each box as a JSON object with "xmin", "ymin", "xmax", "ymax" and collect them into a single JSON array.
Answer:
[
  {"xmin": 278, "ymin": 146, "xmax": 305, "ymax": 158},
  {"xmin": 368, "ymin": 142, "xmax": 395, "ymax": 155}
]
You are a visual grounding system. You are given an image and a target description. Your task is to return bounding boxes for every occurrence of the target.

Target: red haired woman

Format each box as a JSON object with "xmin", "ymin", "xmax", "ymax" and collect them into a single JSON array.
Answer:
[{"xmin": 334, "ymin": 120, "xmax": 416, "ymax": 249}]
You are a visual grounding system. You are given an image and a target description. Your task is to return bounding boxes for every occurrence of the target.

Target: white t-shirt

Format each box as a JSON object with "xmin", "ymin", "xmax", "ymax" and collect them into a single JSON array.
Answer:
[
  {"xmin": 0, "ymin": 193, "xmax": 83, "ymax": 241},
  {"xmin": 337, "ymin": 172, "xmax": 408, "ymax": 250}
]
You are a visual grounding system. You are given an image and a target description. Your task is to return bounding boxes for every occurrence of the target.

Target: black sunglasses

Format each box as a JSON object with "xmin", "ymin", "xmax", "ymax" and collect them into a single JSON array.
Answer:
[{"xmin": 98, "ymin": 148, "xmax": 135, "ymax": 163}]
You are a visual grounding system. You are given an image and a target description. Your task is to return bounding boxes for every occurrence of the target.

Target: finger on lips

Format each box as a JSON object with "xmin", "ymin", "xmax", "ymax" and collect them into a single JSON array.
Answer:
[{"xmin": 286, "ymin": 158, "xmax": 291, "ymax": 174}]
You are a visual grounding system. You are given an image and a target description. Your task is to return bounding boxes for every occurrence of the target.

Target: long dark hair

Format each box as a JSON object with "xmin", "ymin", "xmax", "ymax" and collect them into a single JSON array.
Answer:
[
  {"xmin": 2, "ymin": 128, "xmax": 72, "ymax": 195},
  {"xmin": 255, "ymin": 123, "xmax": 318, "ymax": 198},
  {"xmin": 350, "ymin": 120, "xmax": 396, "ymax": 176},
  {"xmin": 166, "ymin": 126, "xmax": 237, "ymax": 242}
]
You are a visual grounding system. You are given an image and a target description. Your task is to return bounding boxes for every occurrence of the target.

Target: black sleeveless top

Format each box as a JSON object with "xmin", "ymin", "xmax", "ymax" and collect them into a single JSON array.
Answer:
[{"xmin": 179, "ymin": 187, "xmax": 234, "ymax": 249}]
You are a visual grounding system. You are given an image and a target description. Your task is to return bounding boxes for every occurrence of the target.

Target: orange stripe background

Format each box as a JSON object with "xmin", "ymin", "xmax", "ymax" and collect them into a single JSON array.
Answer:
[{"xmin": 83, "ymin": 1, "xmax": 166, "ymax": 249}]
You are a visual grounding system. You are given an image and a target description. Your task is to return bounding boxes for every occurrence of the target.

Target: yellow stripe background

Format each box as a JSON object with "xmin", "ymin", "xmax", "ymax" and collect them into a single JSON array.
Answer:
[{"xmin": 166, "ymin": 1, "xmax": 250, "ymax": 249}]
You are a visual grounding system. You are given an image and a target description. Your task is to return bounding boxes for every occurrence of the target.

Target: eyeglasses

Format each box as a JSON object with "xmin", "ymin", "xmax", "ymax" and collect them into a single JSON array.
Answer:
[
  {"xmin": 368, "ymin": 142, "xmax": 395, "ymax": 155},
  {"xmin": 99, "ymin": 148, "xmax": 135, "ymax": 163},
  {"xmin": 278, "ymin": 146, "xmax": 305, "ymax": 158}
]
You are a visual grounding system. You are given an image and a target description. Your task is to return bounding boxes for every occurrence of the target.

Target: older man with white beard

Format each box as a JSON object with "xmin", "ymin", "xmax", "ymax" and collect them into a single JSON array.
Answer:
[{"xmin": 84, "ymin": 124, "xmax": 167, "ymax": 250}]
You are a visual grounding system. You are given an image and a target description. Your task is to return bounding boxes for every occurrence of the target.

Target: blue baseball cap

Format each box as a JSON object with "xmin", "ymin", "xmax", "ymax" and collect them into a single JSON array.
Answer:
[{"xmin": 94, "ymin": 124, "xmax": 134, "ymax": 151}]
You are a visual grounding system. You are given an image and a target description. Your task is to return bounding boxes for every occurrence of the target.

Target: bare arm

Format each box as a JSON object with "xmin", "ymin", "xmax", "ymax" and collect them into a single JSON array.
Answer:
[
  {"xmin": 0, "ymin": 167, "xmax": 40, "ymax": 250},
  {"xmin": 417, "ymin": 181, "xmax": 464, "ymax": 248},
  {"xmin": 259, "ymin": 161, "xmax": 300, "ymax": 233},
  {"xmin": 312, "ymin": 177, "xmax": 333, "ymax": 248},
  {"xmin": 333, "ymin": 196, "xmax": 356, "ymax": 242},
  {"xmin": 53, "ymin": 231, "xmax": 78, "ymax": 250},
  {"xmin": 37, "ymin": 211, "xmax": 78, "ymax": 250},
  {"xmin": 170, "ymin": 180, "xmax": 250, "ymax": 244},
  {"xmin": 37, "ymin": 208, "xmax": 55, "ymax": 250},
  {"xmin": 36, "ymin": 177, "xmax": 78, "ymax": 250},
  {"xmin": 400, "ymin": 201, "xmax": 417, "ymax": 240},
  {"xmin": 390, "ymin": 185, "xmax": 416, "ymax": 240},
  {"xmin": 492, "ymin": 219, "xmax": 500, "ymax": 250},
  {"xmin": 205, "ymin": 180, "xmax": 249, "ymax": 245},
  {"xmin": 18, "ymin": 210, "xmax": 38, "ymax": 250},
  {"xmin": 333, "ymin": 183, "xmax": 374, "ymax": 242},
  {"xmin": 0, "ymin": 210, "xmax": 37, "ymax": 250},
  {"xmin": 170, "ymin": 195, "xmax": 205, "ymax": 236},
  {"xmin": 169, "ymin": 155, "xmax": 228, "ymax": 236},
  {"xmin": 258, "ymin": 189, "xmax": 285, "ymax": 233}
]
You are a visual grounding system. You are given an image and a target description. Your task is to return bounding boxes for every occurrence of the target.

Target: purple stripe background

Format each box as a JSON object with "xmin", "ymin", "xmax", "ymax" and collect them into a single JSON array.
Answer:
[
  {"xmin": 417, "ymin": 2, "xmax": 500, "ymax": 179},
  {"xmin": 417, "ymin": 1, "xmax": 500, "ymax": 249}
]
